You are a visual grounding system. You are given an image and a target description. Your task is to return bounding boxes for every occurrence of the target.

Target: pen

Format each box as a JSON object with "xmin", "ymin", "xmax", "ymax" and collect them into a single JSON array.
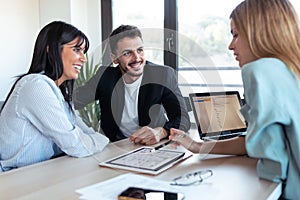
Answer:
[{"xmin": 153, "ymin": 140, "xmax": 173, "ymax": 150}]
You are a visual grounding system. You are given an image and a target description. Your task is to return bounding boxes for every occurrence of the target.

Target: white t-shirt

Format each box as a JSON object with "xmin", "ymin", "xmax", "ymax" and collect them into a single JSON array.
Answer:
[{"xmin": 120, "ymin": 75, "xmax": 143, "ymax": 137}]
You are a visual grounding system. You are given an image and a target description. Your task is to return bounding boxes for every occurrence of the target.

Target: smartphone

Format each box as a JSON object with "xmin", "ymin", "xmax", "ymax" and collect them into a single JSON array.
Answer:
[{"xmin": 118, "ymin": 187, "xmax": 185, "ymax": 200}]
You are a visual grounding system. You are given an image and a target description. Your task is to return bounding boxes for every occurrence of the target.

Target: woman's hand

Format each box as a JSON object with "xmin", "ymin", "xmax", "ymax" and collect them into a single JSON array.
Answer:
[{"xmin": 169, "ymin": 128, "xmax": 201, "ymax": 153}]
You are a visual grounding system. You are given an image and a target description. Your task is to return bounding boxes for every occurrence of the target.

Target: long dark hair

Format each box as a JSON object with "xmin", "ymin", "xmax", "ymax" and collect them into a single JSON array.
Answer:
[{"xmin": 1, "ymin": 21, "xmax": 89, "ymax": 112}]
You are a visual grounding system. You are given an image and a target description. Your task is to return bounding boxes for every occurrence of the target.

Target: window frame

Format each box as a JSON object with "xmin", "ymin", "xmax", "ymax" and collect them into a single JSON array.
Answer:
[
  {"xmin": 100, "ymin": 0, "xmax": 243, "ymax": 92},
  {"xmin": 101, "ymin": 0, "xmax": 178, "ymax": 70}
]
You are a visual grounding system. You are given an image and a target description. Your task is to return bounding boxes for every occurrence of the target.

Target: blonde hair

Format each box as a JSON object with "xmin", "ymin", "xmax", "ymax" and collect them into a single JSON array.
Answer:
[{"xmin": 230, "ymin": 0, "xmax": 300, "ymax": 79}]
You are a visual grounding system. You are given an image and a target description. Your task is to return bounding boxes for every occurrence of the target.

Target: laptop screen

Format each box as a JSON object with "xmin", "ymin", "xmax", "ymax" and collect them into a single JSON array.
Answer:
[{"xmin": 189, "ymin": 91, "xmax": 247, "ymax": 139}]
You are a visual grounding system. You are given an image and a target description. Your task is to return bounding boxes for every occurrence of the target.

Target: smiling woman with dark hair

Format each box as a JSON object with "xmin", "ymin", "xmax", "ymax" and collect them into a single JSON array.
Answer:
[{"xmin": 0, "ymin": 21, "xmax": 109, "ymax": 172}]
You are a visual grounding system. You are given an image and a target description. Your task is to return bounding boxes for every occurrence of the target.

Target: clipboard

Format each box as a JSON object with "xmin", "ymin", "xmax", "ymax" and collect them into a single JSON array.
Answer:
[{"xmin": 99, "ymin": 147, "xmax": 191, "ymax": 175}]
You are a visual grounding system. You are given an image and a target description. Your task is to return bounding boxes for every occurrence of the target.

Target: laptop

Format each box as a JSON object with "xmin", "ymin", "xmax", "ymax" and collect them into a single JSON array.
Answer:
[{"xmin": 189, "ymin": 91, "xmax": 247, "ymax": 140}]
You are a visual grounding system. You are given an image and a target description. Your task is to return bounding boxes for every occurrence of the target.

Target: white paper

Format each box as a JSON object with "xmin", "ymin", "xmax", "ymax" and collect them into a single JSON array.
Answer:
[{"xmin": 76, "ymin": 173, "xmax": 211, "ymax": 200}]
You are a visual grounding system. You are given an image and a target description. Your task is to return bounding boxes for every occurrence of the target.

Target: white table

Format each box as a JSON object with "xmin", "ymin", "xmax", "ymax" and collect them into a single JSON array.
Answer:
[{"xmin": 0, "ymin": 137, "xmax": 281, "ymax": 200}]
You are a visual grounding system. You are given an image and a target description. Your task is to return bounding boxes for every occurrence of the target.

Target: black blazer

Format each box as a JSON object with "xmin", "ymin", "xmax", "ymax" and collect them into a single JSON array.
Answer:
[{"xmin": 74, "ymin": 61, "xmax": 190, "ymax": 142}]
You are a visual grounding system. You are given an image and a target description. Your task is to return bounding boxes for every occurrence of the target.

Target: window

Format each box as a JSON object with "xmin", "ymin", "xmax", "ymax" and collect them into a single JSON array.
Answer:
[
  {"xmin": 111, "ymin": 0, "xmax": 164, "ymax": 65},
  {"xmin": 177, "ymin": 0, "xmax": 243, "ymax": 96},
  {"xmin": 102, "ymin": 0, "xmax": 300, "ymax": 96}
]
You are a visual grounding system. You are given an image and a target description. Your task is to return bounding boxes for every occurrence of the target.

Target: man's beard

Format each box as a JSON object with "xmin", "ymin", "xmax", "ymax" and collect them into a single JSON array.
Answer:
[
  {"xmin": 125, "ymin": 70, "xmax": 143, "ymax": 78},
  {"xmin": 121, "ymin": 63, "xmax": 144, "ymax": 77}
]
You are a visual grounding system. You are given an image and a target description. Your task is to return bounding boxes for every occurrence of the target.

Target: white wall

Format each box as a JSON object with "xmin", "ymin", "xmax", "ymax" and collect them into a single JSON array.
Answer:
[
  {"xmin": 0, "ymin": 0, "xmax": 102, "ymax": 101},
  {"xmin": 39, "ymin": 0, "xmax": 71, "ymax": 26},
  {"xmin": 0, "ymin": 0, "xmax": 40, "ymax": 100},
  {"xmin": 71, "ymin": 0, "xmax": 102, "ymax": 60}
]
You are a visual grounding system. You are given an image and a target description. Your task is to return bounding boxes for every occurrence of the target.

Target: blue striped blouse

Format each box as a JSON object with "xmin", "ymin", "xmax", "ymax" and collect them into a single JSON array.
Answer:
[{"xmin": 0, "ymin": 74, "xmax": 109, "ymax": 172}]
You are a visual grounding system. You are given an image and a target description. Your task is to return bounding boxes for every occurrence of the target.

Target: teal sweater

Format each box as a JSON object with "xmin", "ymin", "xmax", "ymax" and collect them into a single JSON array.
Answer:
[{"xmin": 240, "ymin": 58, "xmax": 300, "ymax": 199}]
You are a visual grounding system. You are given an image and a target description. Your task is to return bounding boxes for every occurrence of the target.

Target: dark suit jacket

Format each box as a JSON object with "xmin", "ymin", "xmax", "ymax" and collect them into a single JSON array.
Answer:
[{"xmin": 74, "ymin": 61, "xmax": 190, "ymax": 142}]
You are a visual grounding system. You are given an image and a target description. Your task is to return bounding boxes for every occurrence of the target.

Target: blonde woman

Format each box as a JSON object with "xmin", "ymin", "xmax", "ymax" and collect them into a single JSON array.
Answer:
[{"xmin": 170, "ymin": 0, "xmax": 300, "ymax": 199}]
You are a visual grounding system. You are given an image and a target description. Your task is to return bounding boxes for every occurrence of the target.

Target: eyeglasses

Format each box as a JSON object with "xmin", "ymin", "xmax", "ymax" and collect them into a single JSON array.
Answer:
[{"xmin": 170, "ymin": 170, "xmax": 213, "ymax": 186}]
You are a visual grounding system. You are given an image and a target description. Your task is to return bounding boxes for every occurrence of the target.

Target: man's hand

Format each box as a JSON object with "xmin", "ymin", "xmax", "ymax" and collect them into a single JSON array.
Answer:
[{"xmin": 129, "ymin": 126, "xmax": 169, "ymax": 145}]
